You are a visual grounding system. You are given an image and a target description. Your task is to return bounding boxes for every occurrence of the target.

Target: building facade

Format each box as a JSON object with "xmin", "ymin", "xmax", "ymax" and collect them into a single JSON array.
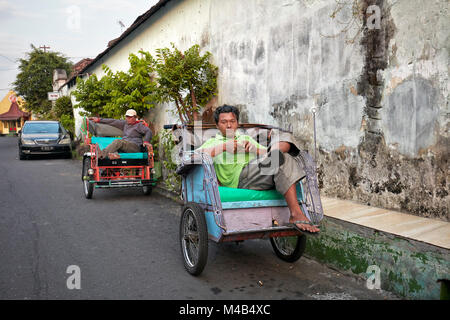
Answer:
[
  {"xmin": 73, "ymin": 0, "xmax": 449, "ymax": 220},
  {"xmin": 0, "ymin": 91, "xmax": 30, "ymax": 135}
]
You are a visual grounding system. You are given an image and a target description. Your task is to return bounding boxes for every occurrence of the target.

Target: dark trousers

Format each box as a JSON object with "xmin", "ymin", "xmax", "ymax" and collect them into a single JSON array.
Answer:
[{"xmin": 98, "ymin": 139, "xmax": 141, "ymax": 158}]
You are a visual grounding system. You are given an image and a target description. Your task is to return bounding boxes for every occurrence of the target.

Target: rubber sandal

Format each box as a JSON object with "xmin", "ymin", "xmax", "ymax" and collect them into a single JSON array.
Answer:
[{"xmin": 286, "ymin": 220, "xmax": 320, "ymax": 236}]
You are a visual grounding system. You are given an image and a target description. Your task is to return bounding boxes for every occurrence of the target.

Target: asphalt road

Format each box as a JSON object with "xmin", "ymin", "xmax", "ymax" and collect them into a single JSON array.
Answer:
[{"xmin": 0, "ymin": 136, "xmax": 396, "ymax": 300}]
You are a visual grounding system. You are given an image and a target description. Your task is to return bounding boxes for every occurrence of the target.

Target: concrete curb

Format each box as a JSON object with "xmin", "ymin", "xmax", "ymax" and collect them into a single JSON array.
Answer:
[
  {"xmin": 153, "ymin": 184, "xmax": 183, "ymax": 205},
  {"xmin": 305, "ymin": 216, "xmax": 450, "ymax": 299},
  {"xmin": 154, "ymin": 184, "xmax": 449, "ymax": 299}
]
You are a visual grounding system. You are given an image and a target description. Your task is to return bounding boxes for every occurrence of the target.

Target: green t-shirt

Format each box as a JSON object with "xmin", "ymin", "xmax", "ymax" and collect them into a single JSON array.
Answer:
[{"xmin": 198, "ymin": 132, "xmax": 267, "ymax": 188}]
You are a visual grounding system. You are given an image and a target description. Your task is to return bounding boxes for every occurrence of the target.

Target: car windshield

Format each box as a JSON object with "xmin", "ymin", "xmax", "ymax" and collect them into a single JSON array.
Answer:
[{"xmin": 23, "ymin": 123, "xmax": 60, "ymax": 134}]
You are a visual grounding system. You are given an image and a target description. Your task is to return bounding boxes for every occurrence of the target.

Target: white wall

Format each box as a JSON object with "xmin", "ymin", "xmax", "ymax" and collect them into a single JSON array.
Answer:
[
  {"xmin": 82, "ymin": 0, "xmax": 368, "ymax": 151},
  {"xmin": 74, "ymin": 0, "xmax": 449, "ymax": 219}
]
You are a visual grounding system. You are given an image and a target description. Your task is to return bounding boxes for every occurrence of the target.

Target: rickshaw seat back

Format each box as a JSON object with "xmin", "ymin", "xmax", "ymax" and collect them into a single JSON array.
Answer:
[{"xmin": 90, "ymin": 136, "xmax": 148, "ymax": 159}]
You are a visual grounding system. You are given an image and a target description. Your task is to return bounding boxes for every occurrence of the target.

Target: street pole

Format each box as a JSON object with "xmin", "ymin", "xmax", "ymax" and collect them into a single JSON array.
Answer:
[{"xmin": 40, "ymin": 45, "xmax": 50, "ymax": 52}]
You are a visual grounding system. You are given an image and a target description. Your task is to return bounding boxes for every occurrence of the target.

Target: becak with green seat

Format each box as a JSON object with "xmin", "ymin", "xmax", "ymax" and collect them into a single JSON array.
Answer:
[
  {"xmin": 168, "ymin": 117, "xmax": 324, "ymax": 276},
  {"xmin": 91, "ymin": 136, "xmax": 148, "ymax": 166},
  {"xmin": 80, "ymin": 115, "xmax": 156, "ymax": 199}
]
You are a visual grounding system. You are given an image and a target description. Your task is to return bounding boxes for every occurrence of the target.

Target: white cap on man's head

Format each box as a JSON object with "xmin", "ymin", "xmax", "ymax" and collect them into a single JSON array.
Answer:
[{"xmin": 125, "ymin": 109, "xmax": 137, "ymax": 117}]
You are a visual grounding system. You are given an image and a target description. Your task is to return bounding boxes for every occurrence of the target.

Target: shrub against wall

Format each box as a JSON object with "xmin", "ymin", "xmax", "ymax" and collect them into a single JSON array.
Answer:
[
  {"xmin": 154, "ymin": 44, "xmax": 218, "ymax": 124},
  {"xmin": 53, "ymin": 95, "xmax": 75, "ymax": 137},
  {"xmin": 73, "ymin": 51, "xmax": 157, "ymax": 119},
  {"xmin": 73, "ymin": 44, "xmax": 218, "ymax": 124}
]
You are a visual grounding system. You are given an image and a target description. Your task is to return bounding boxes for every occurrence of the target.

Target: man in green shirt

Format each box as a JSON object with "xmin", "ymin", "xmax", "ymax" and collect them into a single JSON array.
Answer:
[{"xmin": 198, "ymin": 105, "xmax": 320, "ymax": 234}]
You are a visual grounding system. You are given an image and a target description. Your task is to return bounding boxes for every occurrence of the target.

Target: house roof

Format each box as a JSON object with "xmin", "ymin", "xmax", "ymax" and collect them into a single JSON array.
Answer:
[
  {"xmin": 0, "ymin": 91, "xmax": 26, "ymax": 115},
  {"xmin": 69, "ymin": 58, "xmax": 93, "ymax": 78},
  {"xmin": 79, "ymin": 0, "xmax": 172, "ymax": 75},
  {"xmin": 0, "ymin": 101, "xmax": 29, "ymax": 120},
  {"xmin": 59, "ymin": 58, "xmax": 95, "ymax": 90}
]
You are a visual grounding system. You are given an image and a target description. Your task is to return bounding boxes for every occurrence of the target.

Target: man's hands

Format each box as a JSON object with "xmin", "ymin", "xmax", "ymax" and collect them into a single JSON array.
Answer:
[
  {"xmin": 237, "ymin": 140, "xmax": 257, "ymax": 154},
  {"xmin": 89, "ymin": 117, "xmax": 100, "ymax": 123},
  {"xmin": 202, "ymin": 139, "xmax": 266, "ymax": 158},
  {"xmin": 143, "ymin": 141, "xmax": 151, "ymax": 148},
  {"xmin": 223, "ymin": 140, "xmax": 261, "ymax": 154}
]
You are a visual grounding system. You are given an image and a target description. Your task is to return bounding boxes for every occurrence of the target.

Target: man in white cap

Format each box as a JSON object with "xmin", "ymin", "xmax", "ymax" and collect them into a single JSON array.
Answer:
[{"xmin": 91, "ymin": 109, "xmax": 152, "ymax": 160}]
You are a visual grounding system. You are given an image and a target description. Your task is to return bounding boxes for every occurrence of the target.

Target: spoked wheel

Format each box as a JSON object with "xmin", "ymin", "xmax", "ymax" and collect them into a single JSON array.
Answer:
[
  {"xmin": 179, "ymin": 203, "xmax": 208, "ymax": 276},
  {"xmin": 82, "ymin": 157, "xmax": 94, "ymax": 199},
  {"xmin": 270, "ymin": 235, "xmax": 306, "ymax": 263},
  {"xmin": 142, "ymin": 186, "xmax": 152, "ymax": 195}
]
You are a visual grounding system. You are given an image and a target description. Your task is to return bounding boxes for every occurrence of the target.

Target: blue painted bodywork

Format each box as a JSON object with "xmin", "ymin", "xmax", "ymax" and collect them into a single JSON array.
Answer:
[{"xmin": 183, "ymin": 161, "xmax": 306, "ymax": 241}]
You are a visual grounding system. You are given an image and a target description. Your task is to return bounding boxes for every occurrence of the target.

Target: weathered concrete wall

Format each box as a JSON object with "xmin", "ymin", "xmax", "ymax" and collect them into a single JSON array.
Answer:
[
  {"xmin": 208, "ymin": 0, "xmax": 366, "ymax": 151},
  {"xmin": 81, "ymin": 0, "xmax": 449, "ymax": 220},
  {"xmin": 316, "ymin": 0, "xmax": 449, "ymax": 221}
]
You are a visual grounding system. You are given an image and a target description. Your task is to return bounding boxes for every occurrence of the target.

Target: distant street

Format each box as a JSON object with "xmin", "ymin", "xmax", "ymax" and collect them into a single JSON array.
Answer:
[{"xmin": 0, "ymin": 136, "xmax": 396, "ymax": 300}]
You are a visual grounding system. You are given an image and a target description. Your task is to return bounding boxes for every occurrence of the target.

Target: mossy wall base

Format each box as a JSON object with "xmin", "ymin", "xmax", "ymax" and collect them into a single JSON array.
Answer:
[{"xmin": 305, "ymin": 217, "xmax": 450, "ymax": 299}]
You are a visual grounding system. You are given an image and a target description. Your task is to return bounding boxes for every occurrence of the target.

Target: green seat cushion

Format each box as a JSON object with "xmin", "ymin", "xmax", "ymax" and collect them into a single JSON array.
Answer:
[
  {"xmin": 91, "ymin": 136, "xmax": 147, "ymax": 159},
  {"xmin": 91, "ymin": 136, "xmax": 121, "ymax": 149},
  {"xmin": 218, "ymin": 186, "xmax": 284, "ymax": 202},
  {"xmin": 117, "ymin": 153, "xmax": 148, "ymax": 159}
]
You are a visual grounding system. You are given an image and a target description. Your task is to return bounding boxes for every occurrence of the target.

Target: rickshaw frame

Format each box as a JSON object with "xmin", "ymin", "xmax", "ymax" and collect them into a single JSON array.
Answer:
[
  {"xmin": 169, "ymin": 123, "xmax": 324, "ymax": 275},
  {"xmin": 81, "ymin": 117, "xmax": 156, "ymax": 198}
]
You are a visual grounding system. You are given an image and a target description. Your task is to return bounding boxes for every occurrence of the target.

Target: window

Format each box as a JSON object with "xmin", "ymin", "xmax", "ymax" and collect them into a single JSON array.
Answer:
[{"xmin": 23, "ymin": 122, "xmax": 60, "ymax": 134}]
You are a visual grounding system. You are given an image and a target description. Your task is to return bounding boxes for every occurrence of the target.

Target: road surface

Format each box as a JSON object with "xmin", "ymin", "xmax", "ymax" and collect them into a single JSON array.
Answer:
[{"xmin": 0, "ymin": 136, "xmax": 397, "ymax": 300}]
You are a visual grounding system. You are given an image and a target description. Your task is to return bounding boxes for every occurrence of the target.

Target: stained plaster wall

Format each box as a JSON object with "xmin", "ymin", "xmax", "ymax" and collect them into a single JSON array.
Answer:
[
  {"xmin": 80, "ymin": 0, "xmax": 449, "ymax": 220},
  {"xmin": 316, "ymin": 0, "xmax": 449, "ymax": 221}
]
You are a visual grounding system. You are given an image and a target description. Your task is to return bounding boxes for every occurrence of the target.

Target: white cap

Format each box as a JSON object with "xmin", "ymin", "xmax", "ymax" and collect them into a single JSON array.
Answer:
[{"xmin": 125, "ymin": 109, "xmax": 137, "ymax": 117}]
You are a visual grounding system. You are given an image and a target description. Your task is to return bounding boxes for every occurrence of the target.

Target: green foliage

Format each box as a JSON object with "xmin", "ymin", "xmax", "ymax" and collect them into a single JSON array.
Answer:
[
  {"xmin": 154, "ymin": 44, "xmax": 218, "ymax": 124},
  {"xmin": 60, "ymin": 114, "xmax": 75, "ymax": 137},
  {"xmin": 72, "ymin": 44, "xmax": 218, "ymax": 125},
  {"xmin": 53, "ymin": 95, "xmax": 72, "ymax": 118},
  {"xmin": 53, "ymin": 95, "xmax": 75, "ymax": 136},
  {"xmin": 150, "ymin": 131, "xmax": 160, "ymax": 160},
  {"xmin": 73, "ymin": 51, "xmax": 157, "ymax": 119},
  {"xmin": 72, "ymin": 73, "xmax": 114, "ymax": 117},
  {"xmin": 13, "ymin": 45, "xmax": 72, "ymax": 116},
  {"xmin": 159, "ymin": 129, "xmax": 181, "ymax": 192}
]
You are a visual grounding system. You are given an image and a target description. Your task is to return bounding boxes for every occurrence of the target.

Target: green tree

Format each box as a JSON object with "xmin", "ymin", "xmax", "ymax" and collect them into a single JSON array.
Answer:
[
  {"xmin": 73, "ymin": 52, "xmax": 157, "ymax": 119},
  {"xmin": 103, "ymin": 51, "xmax": 157, "ymax": 118},
  {"xmin": 13, "ymin": 45, "xmax": 72, "ymax": 116},
  {"xmin": 53, "ymin": 96, "xmax": 75, "ymax": 137},
  {"xmin": 72, "ymin": 73, "xmax": 112, "ymax": 117},
  {"xmin": 73, "ymin": 44, "xmax": 218, "ymax": 124},
  {"xmin": 154, "ymin": 44, "xmax": 218, "ymax": 124},
  {"xmin": 53, "ymin": 95, "xmax": 73, "ymax": 118}
]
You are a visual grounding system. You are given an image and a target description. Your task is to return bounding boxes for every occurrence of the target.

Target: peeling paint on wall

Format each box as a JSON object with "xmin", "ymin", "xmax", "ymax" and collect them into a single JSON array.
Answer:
[{"xmin": 79, "ymin": 0, "xmax": 449, "ymax": 220}]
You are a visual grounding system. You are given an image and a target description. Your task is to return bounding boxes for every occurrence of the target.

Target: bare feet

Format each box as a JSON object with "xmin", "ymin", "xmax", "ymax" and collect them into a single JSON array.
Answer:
[
  {"xmin": 289, "ymin": 211, "xmax": 320, "ymax": 233},
  {"xmin": 108, "ymin": 152, "xmax": 120, "ymax": 160}
]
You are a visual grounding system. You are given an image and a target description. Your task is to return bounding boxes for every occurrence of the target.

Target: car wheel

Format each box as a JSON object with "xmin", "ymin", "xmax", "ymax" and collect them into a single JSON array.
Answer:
[{"xmin": 19, "ymin": 148, "xmax": 27, "ymax": 160}]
